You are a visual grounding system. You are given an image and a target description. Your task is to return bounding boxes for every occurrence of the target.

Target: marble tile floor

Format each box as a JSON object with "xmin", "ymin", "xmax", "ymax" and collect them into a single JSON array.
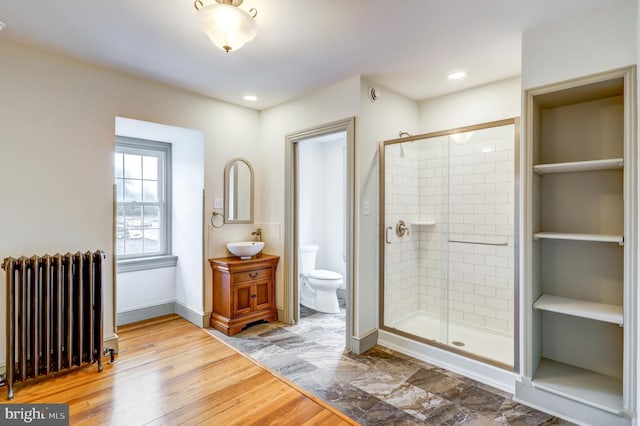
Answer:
[{"xmin": 208, "ymin": 308, "xmax": 572, "ymax": 425}]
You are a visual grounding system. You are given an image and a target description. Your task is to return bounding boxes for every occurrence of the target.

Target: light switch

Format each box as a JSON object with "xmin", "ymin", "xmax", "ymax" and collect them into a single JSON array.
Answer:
[
  {"xmin": 214, "ymin": 198, "xmax": 223, "ymax": 209},
  {"xmin": 363, "ymin": 201, "xmax": 370, "ymax": 216}
]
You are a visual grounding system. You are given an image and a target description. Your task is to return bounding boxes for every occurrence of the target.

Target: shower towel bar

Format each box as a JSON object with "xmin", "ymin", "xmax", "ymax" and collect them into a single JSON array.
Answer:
[{"xmin": 447, "ymin": 239, "xmax": 508, "ymax": 247}]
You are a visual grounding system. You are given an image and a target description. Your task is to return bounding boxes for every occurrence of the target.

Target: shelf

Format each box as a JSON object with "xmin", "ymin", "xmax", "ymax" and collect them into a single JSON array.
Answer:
[
  {"xmin": 411, "ymin": 221, "xmax": 436, "ymax": 226},
  {"xmin": 534, "ymin": 294, "xmax": 623, "ymax": 325},
  {"xmin": 533, "ymin": 358, "xmax": 623, "ymax": 415},
  {"xmin": 533, "ymin": 232, "xmax": 623, "ymax": 244},
  {"xmin": 534, "ymin": 158, "xmax": 623, "ymax": 175}
]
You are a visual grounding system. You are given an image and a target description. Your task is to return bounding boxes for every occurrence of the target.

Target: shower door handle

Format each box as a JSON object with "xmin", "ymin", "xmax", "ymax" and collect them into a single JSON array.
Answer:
[{"xmin": 385, "ymin": 226, "xmax": 393, "ymax": 244}]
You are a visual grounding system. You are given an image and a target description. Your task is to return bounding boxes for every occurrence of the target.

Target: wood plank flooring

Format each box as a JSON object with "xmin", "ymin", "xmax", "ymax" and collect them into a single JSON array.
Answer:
[{"xmin": 7, "ymin": 315, "xmax": 357, "ymax": 425}]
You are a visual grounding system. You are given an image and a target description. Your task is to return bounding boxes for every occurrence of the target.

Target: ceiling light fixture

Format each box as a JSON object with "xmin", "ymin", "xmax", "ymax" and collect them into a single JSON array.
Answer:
[
  {"xmin": 448, "ymin": 71, "xmax": 467, "ymax": 80},
  {"xmin": 194, "ymin": 0, "xmax": 258, "ymax": 53},
  {"xmin": 243, "ymin": 95, "xmax": 257, "ymax": 101}
]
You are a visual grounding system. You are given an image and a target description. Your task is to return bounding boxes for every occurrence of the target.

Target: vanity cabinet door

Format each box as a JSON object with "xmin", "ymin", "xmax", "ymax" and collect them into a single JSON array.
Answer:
[
  {"xmin": 254, "ymin": 278, "xmax": 273, "ymax": 311},
  {"xmin": 233, "ymin": 282, "xmax": 254, "ymax": 316},
  {"xmin": 233, "ymin": 277, "xmax": 273, "ymax": 316}
]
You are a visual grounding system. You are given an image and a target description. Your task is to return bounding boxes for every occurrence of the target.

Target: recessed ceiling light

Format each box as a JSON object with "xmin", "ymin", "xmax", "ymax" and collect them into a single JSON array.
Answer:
[
  {"xmin": 244, "ymin": 95, "xmax": 258, "ymax": 101},
  {"xmin": 0, "ymin": 20, "xmax": 6, "ymax": 31},
  {"xmin": 448, "ymin": 71, "xmax": 466, "ymax": 80}
]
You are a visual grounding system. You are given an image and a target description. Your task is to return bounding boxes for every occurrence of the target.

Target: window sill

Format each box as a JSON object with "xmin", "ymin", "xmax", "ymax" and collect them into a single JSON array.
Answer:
[{"xmin": 117, "ymin": 255, "xmax": 178, "ymax": 273}]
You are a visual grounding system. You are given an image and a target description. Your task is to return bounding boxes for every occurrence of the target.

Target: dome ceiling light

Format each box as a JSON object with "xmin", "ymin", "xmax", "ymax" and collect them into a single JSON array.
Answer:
[
  {"xmin": 194, "ymin": 0, "xmax": 258, "ymax": 53},
  {"xmin": 448, "ymin": 71, "xmax": 467, "ymax": 80}
]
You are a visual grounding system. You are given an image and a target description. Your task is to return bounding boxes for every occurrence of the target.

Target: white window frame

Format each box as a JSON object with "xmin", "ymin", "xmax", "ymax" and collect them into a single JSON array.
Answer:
[{"xmin": 115, "ymin": 136, "xmax": 177, "ymax": 272}]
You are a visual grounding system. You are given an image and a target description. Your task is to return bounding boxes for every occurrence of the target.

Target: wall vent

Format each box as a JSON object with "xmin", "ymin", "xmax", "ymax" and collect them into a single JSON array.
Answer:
[{"xmin": 368, "ymin": 86, "xmax": 380, "ymax": 102}]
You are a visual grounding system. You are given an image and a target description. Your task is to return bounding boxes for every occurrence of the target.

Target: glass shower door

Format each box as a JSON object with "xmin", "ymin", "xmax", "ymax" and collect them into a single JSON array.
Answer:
[
  {"xmin": 381, "ymin": 120, "xmax": 517, "ymax": 369},
  {"xmin": 445, "ymin": 125, "xmax": 516, "ymax": 367}
]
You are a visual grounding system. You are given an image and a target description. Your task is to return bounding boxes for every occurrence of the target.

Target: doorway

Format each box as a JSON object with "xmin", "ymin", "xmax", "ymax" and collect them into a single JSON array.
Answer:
[{"xmin": 284, "ymin": 118, "xmax": 356, "ymax": 351}]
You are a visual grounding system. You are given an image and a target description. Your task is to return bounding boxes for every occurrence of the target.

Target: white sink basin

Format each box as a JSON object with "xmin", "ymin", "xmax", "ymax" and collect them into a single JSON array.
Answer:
[{"xmin": 226, "ymin": 241, "xmax": 265, "ymax": 259}]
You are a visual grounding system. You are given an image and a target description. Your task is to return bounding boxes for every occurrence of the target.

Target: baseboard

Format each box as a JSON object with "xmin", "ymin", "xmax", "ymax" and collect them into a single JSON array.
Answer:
[
  {"xmin": 350, "ymin": 328, "xmax": 378, "ymax": 354},
  {"xmin": 378, "ymin": 329, "xmax": 517, "ymax": 394},
  {"xmin": 277, "ymin": 308, "xmax": 285, "ymax": 322},
  {"xmin": 174, "ymin": 302, "xmax": 207, "ymax": 328},
  {"xmin": 104, "ymin": 333, "xmax": 119, "ymax": 354},
  {"xmin": 117, "ymin": 301, "xmax": 205, "ymax": 328},
  {"xmin": 117, "ymin": 302, "xmax": 175, "ymax": 326}
]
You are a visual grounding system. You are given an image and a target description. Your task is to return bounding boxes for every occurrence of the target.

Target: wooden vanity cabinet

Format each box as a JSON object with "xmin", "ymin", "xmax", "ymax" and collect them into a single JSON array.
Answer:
[{"xmin": 209, "ymin": 254, "xmax": 279, "ymax": 336}]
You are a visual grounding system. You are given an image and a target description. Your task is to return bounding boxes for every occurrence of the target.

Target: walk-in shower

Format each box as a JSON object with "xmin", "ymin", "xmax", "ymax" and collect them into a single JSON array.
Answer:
[{"xmin": 380, "ymin": 119, "xmax": 519, "ymax": 369}]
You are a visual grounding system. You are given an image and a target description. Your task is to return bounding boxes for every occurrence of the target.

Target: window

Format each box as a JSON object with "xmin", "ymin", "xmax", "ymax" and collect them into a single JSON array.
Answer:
[{"xmin": 115, "ymin": 137, "xmax": 174, "ymax": 269}]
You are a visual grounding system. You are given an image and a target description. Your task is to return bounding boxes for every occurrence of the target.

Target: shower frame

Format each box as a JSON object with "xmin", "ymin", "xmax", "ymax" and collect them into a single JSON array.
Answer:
[{"xmin": 378, "ymin": 117, "xmax": 520, "ymax": 371}]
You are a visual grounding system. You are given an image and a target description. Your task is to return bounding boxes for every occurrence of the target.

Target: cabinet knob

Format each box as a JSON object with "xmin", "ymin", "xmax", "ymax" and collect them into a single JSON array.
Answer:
[
  {"xmin": 249, "ymin": 272, "xmax": 258, "ymax": 279},
  {"xmin": 251, "ymin": 294, "xmax": 257, "ymax": 299}
]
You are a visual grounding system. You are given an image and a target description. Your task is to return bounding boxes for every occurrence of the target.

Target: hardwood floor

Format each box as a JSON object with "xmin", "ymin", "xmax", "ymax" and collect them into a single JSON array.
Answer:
[{"xmin": 7, "ymin": 315, "xmax": 357, "ymax": 425}]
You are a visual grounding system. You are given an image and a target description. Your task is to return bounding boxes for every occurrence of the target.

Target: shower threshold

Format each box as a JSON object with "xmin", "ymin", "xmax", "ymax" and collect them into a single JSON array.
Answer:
[{"xmin": 390, "ymin": 311, "xmax": 513, "ymax": 367}]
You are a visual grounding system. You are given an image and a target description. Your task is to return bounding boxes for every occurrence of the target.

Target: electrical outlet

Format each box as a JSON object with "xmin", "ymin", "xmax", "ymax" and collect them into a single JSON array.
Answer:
[
  {"xmin": 363, "ymin": 201, "xmax": 370, "ymax": 216},
  {"xmin": 214, "ymin": 198, "xmax": 223, "ymax": 209}
]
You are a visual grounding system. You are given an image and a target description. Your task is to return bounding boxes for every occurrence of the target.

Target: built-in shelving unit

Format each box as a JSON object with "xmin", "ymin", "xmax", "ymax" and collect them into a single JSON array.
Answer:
[
  {"xmin": 533, "ymin": 232, "xmax": 623, "ymax": 244},
  {"xmin": 517, "ymin": 67, "xmax": 636, "ymax": 426},
  {"xmin": 533, "ymin": 294, "xmax": 623, "ymax": 325},
  {"xmin": 533, "ymin": 158, "xmax": 623, "ymax": 175},
  {"xmin": 533, "ymin": 358, "xmax": 624, "ymax": 415}
]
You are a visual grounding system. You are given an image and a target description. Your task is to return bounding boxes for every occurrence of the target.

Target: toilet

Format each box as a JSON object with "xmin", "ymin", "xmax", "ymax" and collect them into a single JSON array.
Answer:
[{"xmin": 299, "ymin": 245, "xmax": 344, "ymax": 314}]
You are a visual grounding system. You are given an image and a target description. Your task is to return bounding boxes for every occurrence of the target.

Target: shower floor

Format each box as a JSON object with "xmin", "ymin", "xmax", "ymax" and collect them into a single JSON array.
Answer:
[{"xmin": 390, "ymin": 311, "xmax": 514, "ymax": 367}]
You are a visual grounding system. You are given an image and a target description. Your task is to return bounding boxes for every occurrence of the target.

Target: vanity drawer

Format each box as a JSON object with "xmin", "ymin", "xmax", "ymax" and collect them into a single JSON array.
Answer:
[{"xmin": 232, "ymin": 268, "xmax": 272, "ymax": 284}]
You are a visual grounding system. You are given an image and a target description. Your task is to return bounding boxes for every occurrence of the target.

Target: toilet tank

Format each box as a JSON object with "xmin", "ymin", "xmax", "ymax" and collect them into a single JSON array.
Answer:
[{"xmin": 298, "ymin": 245, "xmax": 319, "ymax": 273}]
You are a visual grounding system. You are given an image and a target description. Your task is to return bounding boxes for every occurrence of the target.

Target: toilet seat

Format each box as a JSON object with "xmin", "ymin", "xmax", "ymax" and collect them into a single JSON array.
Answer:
[{"xmin": 307, "ymin": 269, "xmax": 342, "ymax": 280}]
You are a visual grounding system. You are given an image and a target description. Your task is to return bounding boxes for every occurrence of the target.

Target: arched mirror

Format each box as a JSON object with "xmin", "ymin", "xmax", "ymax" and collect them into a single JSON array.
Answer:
[{"xmin": 224, "ymin": 158, "xmax": 254, "ymax": 223}]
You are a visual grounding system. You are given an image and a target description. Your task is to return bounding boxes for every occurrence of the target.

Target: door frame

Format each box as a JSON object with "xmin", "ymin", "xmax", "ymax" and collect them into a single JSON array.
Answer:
[{"xmin": 283, "ymin": 117, "xmax": 356, "ymax": 350}]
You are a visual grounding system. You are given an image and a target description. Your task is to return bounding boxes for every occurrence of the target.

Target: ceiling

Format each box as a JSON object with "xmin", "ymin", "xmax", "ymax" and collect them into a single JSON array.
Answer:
[{"xmin": 0, "ymin": 0, "xmax": 622, "ymax": 110}]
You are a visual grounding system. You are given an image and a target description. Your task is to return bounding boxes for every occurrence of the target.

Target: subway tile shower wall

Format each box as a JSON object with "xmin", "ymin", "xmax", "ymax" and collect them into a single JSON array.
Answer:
[
  {"xmin": 385, "ymin": 130, "xmax": 514, "ymax": 336},
  {"xmin": 385, "ymin": 142, "xmax": 421, "ymax": 324}
]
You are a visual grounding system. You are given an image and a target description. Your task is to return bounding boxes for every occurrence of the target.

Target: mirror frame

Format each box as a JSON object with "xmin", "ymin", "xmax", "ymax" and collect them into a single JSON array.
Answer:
[{"xmin": 224, "ymin": 157, "xmax": 254, "ymax": 224}]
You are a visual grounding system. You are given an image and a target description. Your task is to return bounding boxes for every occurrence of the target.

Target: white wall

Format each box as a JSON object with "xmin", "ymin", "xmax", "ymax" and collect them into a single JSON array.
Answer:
[
  {"xmin": 323, "ymin": 139, "xmax": 347, "ymax": 276},
  {"xmin": 419, "ymin": 77, "xmax": 521, "ymax": 132},
  {"xmin": 522, "ymin": 0, "xmax": 637, "ymax": 90},
  {"xmin": 356, "ymin": 79, "xmax": 421, "ymax": 336},
  {"xmin": 298, "ymin": 141, "xmax": 325, "ymax": 251},
  {"xmin": 0, "ymin": 39, "xmax": 260, "ymax": 364},
  {"xmin": 117, "ymin": 267, "xmax": 176, "ymax": 312}
]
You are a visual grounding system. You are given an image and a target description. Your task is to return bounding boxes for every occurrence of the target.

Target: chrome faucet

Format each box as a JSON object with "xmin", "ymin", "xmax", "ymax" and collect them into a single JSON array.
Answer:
[{"xmin": 252, "ymin": 228, "xmax": 262, "ymax": 242}]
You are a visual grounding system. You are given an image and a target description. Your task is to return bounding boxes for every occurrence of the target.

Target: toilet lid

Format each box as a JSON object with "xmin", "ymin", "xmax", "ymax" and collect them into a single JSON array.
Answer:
[{"xmin": 308, "ymin": 269, "xmax": 342, "ymax": 280}]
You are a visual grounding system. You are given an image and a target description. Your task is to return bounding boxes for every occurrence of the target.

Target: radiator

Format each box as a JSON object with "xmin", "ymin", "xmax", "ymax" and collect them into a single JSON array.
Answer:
[{"xmin": 2, "ymin": 251, "xmax": 104, "ymax": 399}]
